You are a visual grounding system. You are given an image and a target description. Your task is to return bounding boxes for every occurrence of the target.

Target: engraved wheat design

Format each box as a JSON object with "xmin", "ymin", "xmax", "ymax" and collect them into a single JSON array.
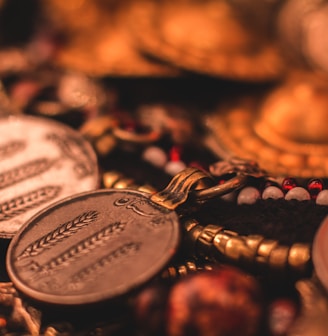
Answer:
[
  {"xmin": 0, "ymin": 185, "xmax": 61, "ymax": 222},
  {"xmin": 0, "ymin": 140, "xmax": 25, "ymax": 161},
  {"xmin": 0, "ymin": 158, "xmax": 55, "ymax": 189},
  {"xmin": 17, "ymin": 210, "xmax": 99, "ymax": 260},
  {"xmin": 70, "ymin": 242, "xmax": 141, "ymax": 286},
  {"xmin": 47, "ymin": 133, "xmax": 94, "ymax": 178},
  {"xmin": 32, "ymin": 221, "xmax": 126, "ymax": 275}
]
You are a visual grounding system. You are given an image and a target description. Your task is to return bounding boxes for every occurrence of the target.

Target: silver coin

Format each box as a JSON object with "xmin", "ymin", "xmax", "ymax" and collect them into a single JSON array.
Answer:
[
  {"xmin": 312, "ymin": 216, "xmax": 328, "ymax": 292},
  {"xmin": 0, "ymin": 115, "xmax": 98, "ymax": 238},
  {"xmin": 6, "ymin": 189, "xmax": 180, "ymax": 305}
]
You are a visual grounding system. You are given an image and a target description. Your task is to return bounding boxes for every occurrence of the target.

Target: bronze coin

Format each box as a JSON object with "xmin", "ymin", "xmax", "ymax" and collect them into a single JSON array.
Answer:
[
  {"xmin": 6, "ymin": 189, "xmax": 180, "ymax": 306},
  {"xmin": 0, "ymin": 115, "xmax": 98, "ymax": 238}
]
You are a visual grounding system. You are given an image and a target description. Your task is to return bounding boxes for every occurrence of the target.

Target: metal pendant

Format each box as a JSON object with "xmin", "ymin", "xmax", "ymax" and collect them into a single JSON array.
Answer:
[{"xmin": 6, "ymin": 168, "xmax": 213, "ymax": 306}]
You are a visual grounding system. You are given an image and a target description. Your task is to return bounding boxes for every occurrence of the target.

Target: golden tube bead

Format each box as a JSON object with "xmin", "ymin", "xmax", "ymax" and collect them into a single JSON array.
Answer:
[
  {"xmin": 244, "ymin": 235, "xmax": 265, "ymax": 252},
  {"xmin": 183, "ymin": 219, "xmax": 204, "ymax": 252},
  {"xmin": 256, "ymin": 240, "xmax": 279, "ymax": 265},
  {"xmin": 113, "ymin": 178, "xmax": 135, "ymax": 189},
  {"xmin": 267, "ymin": 245, "xmax": 290, "ymax": 270},
  {"xmin": 287, "ymin": 243, "xmax": 311, "ymax": 273},
  {"xmin": 213, "ymin": 231, "xmax": 238, "ymax": 256},
  {"xmin": 196, "ymin": 224, "xmax": 224, "ymax": 257},
  {"xmin": 224, "ymin": 236, "xmax": 256, "ymax": 263},
  {"xmin": 103, "ymin": 171, "xmax": 123, "ymax": 188}
]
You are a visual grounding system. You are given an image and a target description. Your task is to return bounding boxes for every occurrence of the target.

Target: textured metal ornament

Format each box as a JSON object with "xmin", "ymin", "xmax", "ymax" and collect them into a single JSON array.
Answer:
[
  {"xmin": 6, "ymin": 189, "xmax": 180, "ymax": 306},
  {"xmin": 130, "ymin": 0, "xmax": 285, "ymax": 81},
  {"xmin": 204, "ymin": 71, "xmax": 328, "ymax": 178},
  {"xmin": 42, "ymin": 0, "xmax": 179, "ymax": 76},
  {"xmin": 0, "ymin": 115, "xmax": 98, "ymax": 238}
]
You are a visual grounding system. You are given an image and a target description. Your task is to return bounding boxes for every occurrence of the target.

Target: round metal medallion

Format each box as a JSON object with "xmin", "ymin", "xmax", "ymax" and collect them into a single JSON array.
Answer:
[
  {"xmin": 6, "ymin": 189, "xmax": 180, "ymax": 306},
  {"xmin": 0, "ymin": 115, "xmax": 98, "ymax": 238}
]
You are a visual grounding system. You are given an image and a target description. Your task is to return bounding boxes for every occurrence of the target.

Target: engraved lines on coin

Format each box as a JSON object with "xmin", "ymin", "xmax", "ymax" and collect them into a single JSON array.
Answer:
[
  {"xmin": 0, "ymin": 186, "xmax": 61, "ymax": 222},
  {"xmin": 0, "ymin": 158, "xmax": 56, "ymax": 189},
  {"xmin": 25, "ymin": 221, "xmax": 127, "ymax": 279},
  {"xmin": 16, "ymin": 211, "xmax": 99, "ymax": 260},
  {"xmin": 69, "ymin": 242, "xmax": 141, "ymax": 291},
  {"xmin": 46, "ymin": 133, "xmax": 95, "ymax": 178},
  {"xmin": 0, "ymin": 140, "xmax": 25, "ymax": 161},
  {"xmin": 114, "ymin": 196, "xmax": 171, "ymax": 227}
]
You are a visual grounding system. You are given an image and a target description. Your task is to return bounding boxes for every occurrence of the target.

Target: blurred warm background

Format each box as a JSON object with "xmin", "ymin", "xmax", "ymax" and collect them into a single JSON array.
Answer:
[
  {"xmin": 1, "ymin": 0, "xmax": 328, "ymax": 180},
  {"xmin": 1, "ymin": 2, "xmax": 328, "ymax": 336}
]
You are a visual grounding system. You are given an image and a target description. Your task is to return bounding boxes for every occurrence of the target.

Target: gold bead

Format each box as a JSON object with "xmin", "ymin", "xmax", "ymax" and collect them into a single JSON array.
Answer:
[
  {"xmin": 213, "ymin": 231, "xmax": 237, "ymax": 256},
  {"xmin": 113, "ymin": 178, "xmax": 135, "ymax": 189},
  {"xmin": 196, "ymin": 224, "xmax": 223, "ymax": 256},
  {"xmin": 256, "ymin": 240, "xmax": 279, "ymax": 265},
  {"xmin": 288, "ymin": 243, "xmax": 311, "ymax": 273},
  {"xmin": 225, "ymin": 235, "xmax": 258, "ymax": 263},
  {"xmin": 102, "ymin": 171, "xmax": 123, "ymax": 188},
  {"xmin": 268, "ymin": 245, "xmax": 289, "ymax": 270},
  {"xmin": 245, "ymin": 235, "xmax": 265, "ymax": 251}
]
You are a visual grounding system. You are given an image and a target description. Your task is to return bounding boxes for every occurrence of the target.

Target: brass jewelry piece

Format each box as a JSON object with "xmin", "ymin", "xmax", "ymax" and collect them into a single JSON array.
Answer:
[
  {"xmin": 183, "ymin": 218, "xmax": 311, "ymax": 276},
  {"xmin": 204, "ymin": 71, "xmax": 328, "ymax": 178},
  {"xmin": 105, "ymin": 160, "xmax": 316, "ymax": 278},
  {"xmin": 161, "ymin": 260, "xmax": 214, "ymax": 279}
]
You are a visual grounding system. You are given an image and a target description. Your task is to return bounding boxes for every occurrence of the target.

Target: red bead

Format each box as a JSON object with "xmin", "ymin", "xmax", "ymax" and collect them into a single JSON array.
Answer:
[
  {"xmin": 281, "ymin": 178, "xmax": 297, "ymax": 192},
  {"xmin": 307, "ymin": 178, "xmax": 324, "ymax": 200},
  {"xmin": 188, "ymin": 161, "xmax": 207, "ymax": 171},
  {"xmin": 123, "ymin": 120, "xmax": 137, "ymax": 132},
  {"xmin": 166, "ymin": 266, "xmax": 263, "ymax": 336},
  {"xmin": 169, "ymin": 146, "xmax": 182, "ymax": 162}
]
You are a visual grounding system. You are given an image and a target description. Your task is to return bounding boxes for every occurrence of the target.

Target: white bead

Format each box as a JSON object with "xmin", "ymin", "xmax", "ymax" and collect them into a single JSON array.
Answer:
[
  {"xmin": 142, "ymin": 146, "xmax": 167, "ymax": 168},
  {"xmin": 262, "ymin": 186, "xmax": 284, "ymax": 200},
  {"xmin": 237, "ymin": 187, "xmax": 261, "ymax": 205},
  {"xmin": 164, "ymin": 160, "xmax": 187, "ymax": 176},
  {"xmin": 316, "ymin": 189, "xmax": 328, "ymax": 205},
  {"xmin": 285, "ymin": 187, "xmax": 310, "ymax": 201}
]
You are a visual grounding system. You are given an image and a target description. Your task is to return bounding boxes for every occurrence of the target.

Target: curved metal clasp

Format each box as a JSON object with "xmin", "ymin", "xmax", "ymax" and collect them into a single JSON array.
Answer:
[
  {"xmin": 194, "ymin": 174, "xmax": 248, "ymax": 201},
  {"xmin": 150, "ymin": 168, "xmax": 214, "ymax": 210},
  {"xmin": 151, "ymin": 158, "xmax": 269, "ymax": 209},
  {"xmin": 193, "ymin": 157, "xmax": 268, "ymax": 201}
]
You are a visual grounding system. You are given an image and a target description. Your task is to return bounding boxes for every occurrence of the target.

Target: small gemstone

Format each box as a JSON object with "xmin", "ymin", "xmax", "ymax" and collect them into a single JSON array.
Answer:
[
  {"xmin": 165, "ymin": 160, "xmax": 187, "ymax": 176},
  {"xmin": 316, "ymin": 189, "xmax": 328, "ymax": 205},
  {"xmin": 307, "ymin": 179, "xmax": 324, "ymax": 199},
  {"xmin": 281, "ymin": 178, "xmax": 297, "ymax": 192},
  {"xmin": 169, "ymin": 146, "xmax": 183, "ymax": 162},
  {"xmin": 262, "ymin": 186, "xmax": 284, "ymax": 200},
  {"xmin": 285, "ymin": 187, "xmax": 310, "ymax": 201},
  {"xmin": 123, "ymin": 120, "xmax": 137, "ymax": 132},
  {"xmin": 142, "ymin": 146, "xmax": 167, "ymax": 168},
  {"xmin": 188, "ymin": 161, "xmax": 207, "ymax": 171},
  {"xmin": 237, "ymin": 187, "xmax": 261, "ymax": 205}
]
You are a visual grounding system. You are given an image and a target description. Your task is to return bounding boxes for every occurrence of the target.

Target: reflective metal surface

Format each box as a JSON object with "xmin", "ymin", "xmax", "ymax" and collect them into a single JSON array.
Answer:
[
  {"xmin": 7, "ymin": 189, "xmax": 180, "ymax": 305},
  {"xmin": 0, "ymin": 115, "xmax": 98, "ymax": 238}
]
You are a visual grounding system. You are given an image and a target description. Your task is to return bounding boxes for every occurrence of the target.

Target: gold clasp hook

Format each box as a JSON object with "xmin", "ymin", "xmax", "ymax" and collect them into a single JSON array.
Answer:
[
  {"xmin": 194, "ymin": 157, "xmax": 268, "ymax": 201},
  {"xmin": 150, "ymin": 157, "xmax": 268, "ymax": 208}
]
